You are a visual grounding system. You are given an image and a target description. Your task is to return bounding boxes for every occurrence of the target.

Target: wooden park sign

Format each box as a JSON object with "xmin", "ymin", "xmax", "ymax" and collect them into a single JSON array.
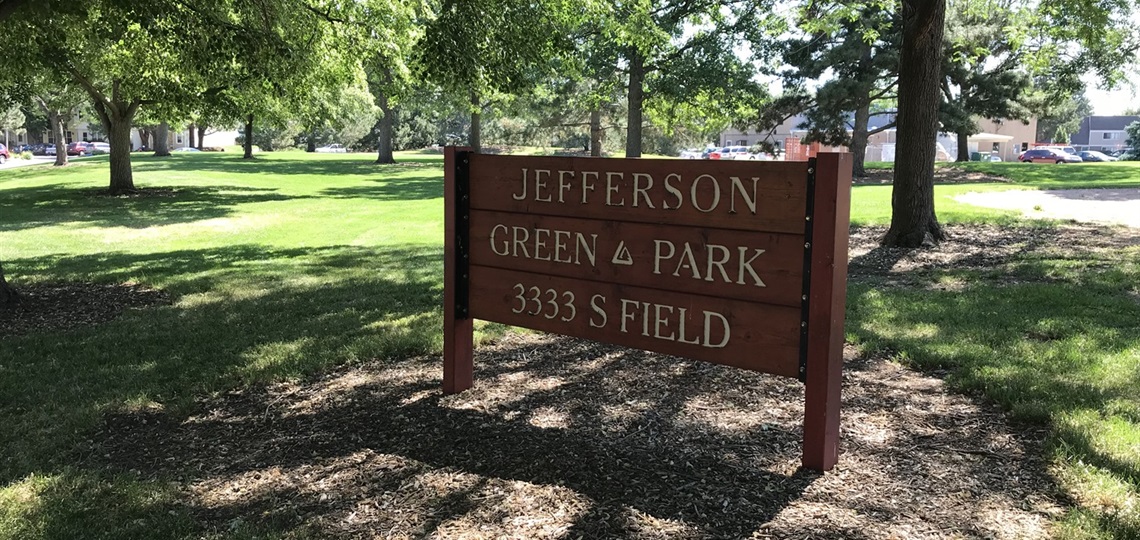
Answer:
[{"xmin": 443, "ymin": 148, "xmax": 852, "ymax": 471}]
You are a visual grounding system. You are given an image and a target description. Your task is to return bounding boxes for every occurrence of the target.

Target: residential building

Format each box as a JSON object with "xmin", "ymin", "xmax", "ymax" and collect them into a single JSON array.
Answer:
[
  {"xmin": 2, "ymin": 115, "xmax": 238, "ymax": 151},
  {"xmin": 1069, "ymin": 115, "xmax": 1140, "ymax": 151},
  {"xmin": 719, "ymin": 115, "xmax": 804, "ymax": 148},
  {"xmin": 949, "ymin": 117, "xmax": 1037, "ymax": 162}
]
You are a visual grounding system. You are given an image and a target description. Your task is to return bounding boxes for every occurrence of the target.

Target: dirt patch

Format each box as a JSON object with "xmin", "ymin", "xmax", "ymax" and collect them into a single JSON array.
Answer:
[
  {"xmin": 0, "ymin": 282, "xmax": 170, "ymax": 337},
  {"xmin": 956, "ymin": 188, "xmax": 1140, "ymax": 229},
  {"xmin": 858, "ymin": 165, "xmax": 1011, "ymax": 185},
  {"xmin": 848, "ymin": 223, "xmax": 1140, "ymax": 286},
  {"xmin": 88, "ymin": 187, "xmax": 180, "ymax": 198}
]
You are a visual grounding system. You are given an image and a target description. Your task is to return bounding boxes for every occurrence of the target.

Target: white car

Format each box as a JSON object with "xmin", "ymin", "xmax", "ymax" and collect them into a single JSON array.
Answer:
[
  {"xmin": 711, "ymin": 146, "xmax": 755, "ymax": 160},
  {"xmin": 315, "ymin": 144, "xmax": 347, "ymax": 153},
  {"xmin": 679, "ymin": 148, "xmax": 704, "ymax": 159}
]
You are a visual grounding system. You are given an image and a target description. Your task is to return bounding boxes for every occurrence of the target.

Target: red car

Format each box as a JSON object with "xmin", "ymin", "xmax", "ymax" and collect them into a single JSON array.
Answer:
[
  {"xmin": 0, "ymin": 143, "xmax": 9, "ymax": 164},
  {"xmin": 66, "ymin": 141, "xmax": 92, "ymax": 156}
]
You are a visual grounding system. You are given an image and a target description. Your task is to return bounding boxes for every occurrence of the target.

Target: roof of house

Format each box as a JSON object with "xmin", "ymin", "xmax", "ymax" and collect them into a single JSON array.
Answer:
[{"xmin": 1071, "ymin": 115, "xmax": 1140, "ymax": 145}]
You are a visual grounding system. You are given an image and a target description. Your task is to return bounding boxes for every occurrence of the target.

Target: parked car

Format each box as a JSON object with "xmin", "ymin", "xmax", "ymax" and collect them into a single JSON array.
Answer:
[
  {"xmin": 44, "ymin": 144, "xmax": 57, "ymax": 156},
  {"xmin": 0, "ymin": 143, "xmax": 9, "ymax": 164},
  {"xmin": 709, "ymin": 145, "xmax": 753, "ymax": 160},
  {"xmin": 678, "ymin": 148, "xmax": 704, "ymax": 159},
  {"xmin": 66, "ymin": 141, "xmax": 92, "ymax": 156},
  {"xmin": 315, "ymin": 143, "xmax": 347, "ymax": 153},
  {"xmin": 1019, "ymin": 148, "xmax": 1082, "ymax": 163},
  {"xmin": 1034, "ymin": 145, "xmax": 1078, "ymax": 156},
  {"xmin": 1078, "ymin": 150, "xmax": 1117, "ymax": 162},
  {"xmin": 174, "ymin": 146, "xmax": 201, "ymax": 152},
  {"xmin": 87, "ymin": 142, "xmax": 110, "ymax": 155}
]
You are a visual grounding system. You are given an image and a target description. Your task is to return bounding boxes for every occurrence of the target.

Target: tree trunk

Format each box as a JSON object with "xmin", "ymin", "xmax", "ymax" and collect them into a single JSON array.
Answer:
[
  {"xmin": 625, "ymin": 49, "xmax": 645, "ymax": 158},
  {"xmin": 883, "ymin": 0, "xmax": 947, "ymax": 248},
  {"xmin": 153, "ymin": 122, "xmax": 171, "ymax": 156},
  {"xmin": 850, "ymin": 102, "xmax": 871, "ymax": 177},
  {"xmin": 243, "ymin": 114, "xmax": 254, "ymax": 159},
  {"xmin": 590, "ymin": 109, "xmax": 602, "ymax": 157},
  {"xmin": 0, "ymin": 260, "xmax": 17, "ymax": 305},
  {"xmin": 196, "ymin": 125, "xmax": 205, "ymax": 150},
  {"xmin": 956, "ymin": 128, "xmax": 970, "ymax": 162},
  {"xmin": 376, "ymin": 93, "xmax": 395, "ymax": 164},
  {"xmin": 469, "ymin": 91, "xmax": 481, "ymax": 153},
  {"xmin": 49, "ymin": 112, "xmax": 68, "ymax": 166},
  {"xmin": 306, "ymin": 131, "xmax": 317, "ymax": 153},
  {"xmin": 107, "ymin": 112, "xmax": 136, "ymax": 194},
  {"xmin": 187, "ymin": 123, "xmax": 196, "ymax": 149}
]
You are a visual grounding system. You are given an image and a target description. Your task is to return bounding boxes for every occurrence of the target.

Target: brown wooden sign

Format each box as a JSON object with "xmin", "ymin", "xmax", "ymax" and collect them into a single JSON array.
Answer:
[{"xmin": 444, "ymin": 148, "xmax": 852, "ymax": 471}]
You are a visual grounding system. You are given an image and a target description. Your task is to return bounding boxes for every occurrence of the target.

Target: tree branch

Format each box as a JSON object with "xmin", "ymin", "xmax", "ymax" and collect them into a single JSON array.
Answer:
[
  {"xmin": 868, "ymin": 122, "xmax": 897, "ymax": 136},
  {"xmin": 64, "ymin": 65, "xmax": 121, "ymax": 118}
]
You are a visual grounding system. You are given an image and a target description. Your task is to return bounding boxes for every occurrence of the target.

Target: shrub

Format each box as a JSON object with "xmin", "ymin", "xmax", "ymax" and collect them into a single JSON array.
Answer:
[{"xmin": 19, "ymin": 151, "xmax": 32, "ymax": 160}]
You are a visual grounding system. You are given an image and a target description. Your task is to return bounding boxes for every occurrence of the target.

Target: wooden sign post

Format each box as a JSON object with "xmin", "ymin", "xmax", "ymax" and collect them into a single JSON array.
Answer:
[{"xmin": 444, "ymin": 148, "xmax": 852, "ymax": 471}]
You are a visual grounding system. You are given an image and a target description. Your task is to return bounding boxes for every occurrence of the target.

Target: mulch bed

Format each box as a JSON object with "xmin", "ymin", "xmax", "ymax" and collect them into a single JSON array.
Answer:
[
  {"xmin": 0, "ymin": 282, "xmax": 169, "ymax": 337},
  {"xmin": 857, "ymin": 166, "xmax": 1012, "ymax": 185},
  {"xmin": 70, "ymin": 223, "xmax": 1139, "ymax": 538}
]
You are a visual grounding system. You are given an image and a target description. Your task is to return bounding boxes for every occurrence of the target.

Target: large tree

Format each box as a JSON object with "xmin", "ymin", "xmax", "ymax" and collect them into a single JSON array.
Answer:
[
  {"xmin": 361, "ymin": 0, "xmax": 422, "ymax": 164},
  {"xmin": 940, "ymin": 0, "xmax": 1034, "ymax": 161},
  {"xmin": 1034, "ymin": 89, "xmax": 1091, "ymax": 143},
  {"xmin": 765, "ymin": 1, "xmax": 900, "ymax": 176},
  {"xmin": 883, "ymin": 0, "xmax": 948, "ymax": 247},
  {"xmin": 592, "ymin": 0, "xmax": 772, "ymax": 157},
  {"xmin": 419, "ymin": 0, "xmax": 580, "ymax": 152},
  {"xmin": 884, "ymin": 0, "xmax": 1137, "ymax": 247}
]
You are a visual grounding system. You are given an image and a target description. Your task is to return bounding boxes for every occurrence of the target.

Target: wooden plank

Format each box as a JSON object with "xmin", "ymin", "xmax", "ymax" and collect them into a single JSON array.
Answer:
[
  {"xmin": 468, "ymin": 154, "xmax": 809, "ymax": 234},
  {"xmin": 468, "ymin": 265, "xmax": 803, "ymax": 378},
  {"xmin": 469, "ymin": 210, "xmax": 806, "ymax": 307},
  {"xmin": 801, "ymin": 153, "xmax": 852, "ymax": 471},
  {"xmin": 443, "ymin": 147, "xmax": 473, "ymax": 395}
]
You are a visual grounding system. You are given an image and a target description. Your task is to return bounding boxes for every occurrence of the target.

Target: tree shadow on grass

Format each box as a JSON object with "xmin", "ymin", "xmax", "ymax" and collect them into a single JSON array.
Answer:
[
  {"xmin": 317, "ymin": 174, "xmax": 443, "ymax": 201},
  {"xmin": 0, "ymin": 183, "xmax": 307, "ymax": 233},
  {"xmin": 0, "ymin": 243, "xmax": 444, "ymax": 482},
  {"xmin": 126, "ymin": 153, "xmax": 443, "ymax": 178},
  {"xmin": 845, "ymin": 276, "xmax": 1140, "ymax": 538}
]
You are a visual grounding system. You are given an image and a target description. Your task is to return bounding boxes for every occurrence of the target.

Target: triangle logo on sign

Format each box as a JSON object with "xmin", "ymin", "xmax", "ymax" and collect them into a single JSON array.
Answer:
[{"xmin": 611, "ymin": 241, "xmax": 634, "ymax": 266}]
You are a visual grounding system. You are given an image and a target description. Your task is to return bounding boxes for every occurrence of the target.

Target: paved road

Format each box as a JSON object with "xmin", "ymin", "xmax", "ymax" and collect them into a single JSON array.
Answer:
[
  {"xmin": 0, "ymin": 156, "xmax": 58, "ymax": 170},
  {"xmin": 956, "ymin": 188, "xmax": 1140, "ymax": 228}
]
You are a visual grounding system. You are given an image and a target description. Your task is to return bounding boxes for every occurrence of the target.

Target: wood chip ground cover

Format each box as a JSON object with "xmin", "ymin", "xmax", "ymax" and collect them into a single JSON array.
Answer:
[{"xmin": 8, "ymin": 223, "xmax": 1135, "ymax": 538}]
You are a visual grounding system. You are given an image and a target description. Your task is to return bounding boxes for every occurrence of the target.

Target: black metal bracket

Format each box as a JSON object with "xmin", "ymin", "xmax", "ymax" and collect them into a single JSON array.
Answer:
[
  {"xmin": 798, "ymin": 158, "xmax": 818, "ymax": 383},
  {"xmin": 454, "ymin": 151, "xmax": 471, "ymax": 320}
]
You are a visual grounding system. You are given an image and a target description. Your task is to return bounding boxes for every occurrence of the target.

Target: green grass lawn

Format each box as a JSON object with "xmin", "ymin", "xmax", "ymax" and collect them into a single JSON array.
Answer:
[{"xmin": 1, "ymin": 152, "xmax": 1138, "ymax": 538}]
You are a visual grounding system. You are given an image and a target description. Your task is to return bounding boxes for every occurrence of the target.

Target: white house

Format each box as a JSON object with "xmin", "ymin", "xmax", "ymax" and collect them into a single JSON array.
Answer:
[{"xmin": 2, "ymin": 115, "xmax": 238, "ymax": 150}]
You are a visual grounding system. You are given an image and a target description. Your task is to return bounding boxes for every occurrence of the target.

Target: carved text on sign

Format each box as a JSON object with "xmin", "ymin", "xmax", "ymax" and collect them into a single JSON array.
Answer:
[{"xmin": 511, "ymin": 168, "xmax": 764, "ymax": 214}]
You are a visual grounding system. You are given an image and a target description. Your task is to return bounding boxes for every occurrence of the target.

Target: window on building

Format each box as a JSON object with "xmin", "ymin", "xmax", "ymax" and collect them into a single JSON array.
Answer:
[
  {"xmin": 66, "ymin": 131, "xmax": 73, "ymax": 143},
  {"xmin": 176, "ymin": 134, "xmax": 183, "ymax": 144},
  {"xmin": 1022, "ymin": 142, "xmax": 1029, "ymax": 151},
  {"xmin": 992, "ymin": 142, "xmax": 1000, "ymax": 151},
  {"xmin": 1103, "ymin": 132, "xmax": 1117, "ymax": 140},
  {"xmin": 81, "ymin": 131, "xmax": 88, "ymax": 141},
  {"xmin": 17, "ymin": 133, "xmax": 23, "ymax": 142}
]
